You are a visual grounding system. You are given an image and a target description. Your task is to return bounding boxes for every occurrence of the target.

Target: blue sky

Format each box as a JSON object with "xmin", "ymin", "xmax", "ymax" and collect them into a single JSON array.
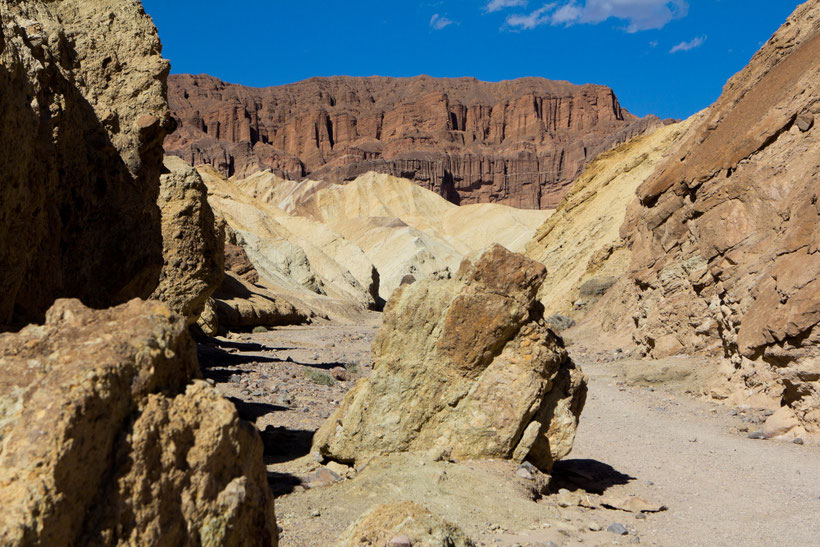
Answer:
[{"xmin": 141, "ymin": 0, "xmax": 804, "ymax": 119}]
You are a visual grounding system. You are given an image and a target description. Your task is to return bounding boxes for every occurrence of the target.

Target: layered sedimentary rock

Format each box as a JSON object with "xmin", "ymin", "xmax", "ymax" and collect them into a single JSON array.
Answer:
[
  {"xmin": 0, "ymin": 299, "xmax": 277, "ymax": 545},
  {"xmin": 151, "ymin": 157, "xmax": 224, "ymax": 324},
  {"xmin": 525, "ymin": 118, "xmax": 696, "ymax": 318},
  {"xmin": 314, "ymin": 245, "xmax": 587, "ymax": 470},
  {"xmin": 601, "ymin": 2, "xmax": 820, "ymax": 431},
  {"xmin": 166, "ymin": 74, "xmax": 661, "ymax": 209},
  {"xmin": 242, "ymin": 170, "xmax": 552, "ymax": 300},
  {"xmin": 196, "ymin": 166, "xmax": 380, "ymax": 318},
  {"xmin": 0, "ymin": 0, "xmax": 174, "ymax": 328}
]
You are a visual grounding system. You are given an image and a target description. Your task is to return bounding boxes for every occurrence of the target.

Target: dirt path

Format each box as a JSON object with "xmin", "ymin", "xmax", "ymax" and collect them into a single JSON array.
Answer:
[
  {"xmin": 569, "ymin": 350, "xmax": 820, "ymax": 546},
  {"xmin": 200, "ymin": 322, "xmax": 820, "ymax": 546}
]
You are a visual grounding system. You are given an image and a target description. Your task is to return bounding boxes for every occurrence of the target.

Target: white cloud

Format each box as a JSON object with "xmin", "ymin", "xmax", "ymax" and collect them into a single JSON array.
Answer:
[
  {"xmin": 506, "ymin": 4, "xmax": 556, "ymax": 29},
  {"xmin": 486, "ymin": 0, "xmax": 528, "ymax": 12},
  {"xmin": 506, "ymin": 0, "xmax": 688, "ymax": 32},
  {"xmin": 430, "ymin": 13, "xmax": 455, "ymax": 30},
  {"xmin": 670, "ymin": 35, "xmax": 706, "ymax": 53}
]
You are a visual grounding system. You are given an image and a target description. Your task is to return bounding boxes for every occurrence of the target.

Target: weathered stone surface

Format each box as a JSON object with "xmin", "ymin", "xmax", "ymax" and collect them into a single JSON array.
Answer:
[
  {"xmin": 0, "ymin": 299, "xmax": 277, "ymax": 545},
  {"xmin": 602, "ymin": 2, "xmax": 820, "ymax": 431},
  {"xmin": 524, "ymin": 119, "xmax": 696, "ymax": 321},
  {"xmin": 212, "ymin": 273, "xmax": 313, "ymax": 331},
  {"xmin": 341, "ymin": 502, "xmax": 475, "ymax": 547},
  {"xmin": 151, "ymin": 156, "xmax": 224, "ymax": 324},
  {"xmin": 0, "ymin": 0, "xmax": 174, "ymax": 328},
  {"xmin": 166, "ymin": 74, "xmax": 662, "ymax": 209},
  {"xmin": 314, "ymin": 245, "xmax": 587, "ymax": 470}
]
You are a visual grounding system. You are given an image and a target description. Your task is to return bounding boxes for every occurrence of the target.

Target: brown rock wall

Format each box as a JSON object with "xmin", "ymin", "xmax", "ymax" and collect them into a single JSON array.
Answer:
[{"xmin": 166, "ymin": 74, "xmax": 660, "ymax": 209}]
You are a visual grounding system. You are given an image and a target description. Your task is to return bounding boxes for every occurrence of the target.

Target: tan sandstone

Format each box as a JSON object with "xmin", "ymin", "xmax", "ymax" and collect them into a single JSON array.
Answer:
[
  {"xmin": 341, "ymin": 502, "xmax": 475, "ymax": 547},
  {"xmin": 0, "ymin": 0, "xmax": 174, "ymax": 328},
  {"xmin": 0, "ymin": 299, "xmax": 277, "ymax": 545},
  {"xmin": 151, "ymin": 156, "xmax": 224, "ymax": 324},
  {"xmin": 313, "ymin": 245, "xmax": 587, "ymax": 470}
]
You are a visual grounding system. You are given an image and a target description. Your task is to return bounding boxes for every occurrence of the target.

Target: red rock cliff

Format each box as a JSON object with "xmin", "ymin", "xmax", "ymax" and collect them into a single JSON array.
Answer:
[{"xmin": 166, "ymin": 75, "xmax": 658, "ymax": 209}]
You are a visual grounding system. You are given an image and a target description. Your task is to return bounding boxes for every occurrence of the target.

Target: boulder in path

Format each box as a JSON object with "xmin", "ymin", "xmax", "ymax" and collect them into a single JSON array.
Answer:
[
  {"xmin": 314, "ymin": 245, "xmax": 587, "ymax": 470},
  {"xmin": 0, "ymin": 299, "xmax": 277, "ymax": 545}
]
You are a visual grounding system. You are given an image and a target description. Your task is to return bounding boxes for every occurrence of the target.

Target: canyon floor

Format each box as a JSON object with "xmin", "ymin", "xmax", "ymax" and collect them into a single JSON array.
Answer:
[{"xmin": 198, "ymin": 319, "xmax": 820, "ymax": 547}]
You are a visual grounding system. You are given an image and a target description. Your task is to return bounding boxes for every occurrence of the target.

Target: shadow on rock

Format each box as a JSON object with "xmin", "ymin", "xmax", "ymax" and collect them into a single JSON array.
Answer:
[{"xmin": 550, "ymin": 459, "xmax": 635, "ymax": 494}]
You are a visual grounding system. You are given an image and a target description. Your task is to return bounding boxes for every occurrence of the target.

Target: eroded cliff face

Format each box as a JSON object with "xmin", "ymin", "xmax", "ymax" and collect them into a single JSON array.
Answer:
[
  {"xmin": 166, "ymin": 74, "xmax": 660, "ymax": 209},
  {"xmin": 0, "ymin": 0, "xmax": 174, "ymax": 328},
  {"xmin": 601, "ymin": 1, "xmax": 820, "ymax": 431}
]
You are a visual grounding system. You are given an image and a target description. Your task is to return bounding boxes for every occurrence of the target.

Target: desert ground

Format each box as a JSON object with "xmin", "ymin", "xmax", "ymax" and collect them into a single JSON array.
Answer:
[{"xmin": 199, "ymin": 320, "xmax": 820, "ymax": 547}]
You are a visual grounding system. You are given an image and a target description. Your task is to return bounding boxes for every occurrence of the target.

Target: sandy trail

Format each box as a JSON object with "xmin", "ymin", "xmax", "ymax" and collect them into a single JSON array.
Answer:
[
  {"xmin": 570, "ymin": 351, "xmax": 820, "ymax": 547},
  {"xmin": 201, "ymin": 322, "xmax": 820, "ymax": 546}
]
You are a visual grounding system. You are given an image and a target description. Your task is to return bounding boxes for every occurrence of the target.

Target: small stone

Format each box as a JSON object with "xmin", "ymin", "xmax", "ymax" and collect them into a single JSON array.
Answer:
[
  {"xmin": 311, "ymin": 509, "xmax": 320, "ymax": 517},
  {"xmin": 635, "ymin": 513, "xmax": 647, "ymax": 520},
  {"xmin": 793, "ymin": 438, "xmax": 804, "ymax": 445},
  {"xmin": 229, "ymin": 374, "xmax": 241, "ymax": 383},
  {"xmin": 205, "ymin": 378, "xmax": 215, "ymax": 386},
  {"xmin": 796, "ymin": 113, "xmax": 814, "ymax": 132},
  {"xmin": 748, "ymin": 431, "xmax": 767, "ymax": 440},
  {"xmin": 647, "ymin": 480, "xmax": 654, "ymax": 486},
  {"xmin": 389, "ymin": 535, "xmax": 412, "ymax": 547},
  {"xmin": 330, "ymin": 366, "xmax": 349, "ymax": 381},
  {"xmin": 516, "ymin": 467, "xmax": 534, "ymax": 480},
  {"xmin": 607, "ymin": 523, "xmax": 629, "ymax": 535},
  {"xmin": 688, "ymin": 437, "xmax": 697, "ymax": 442},
  {"xmin": 762, "ymin": 409, "xmax": 774, "ymax": 417},
  {"xmin": 588, "ymin": 522, "xmax": 602, "ymax": 531}
]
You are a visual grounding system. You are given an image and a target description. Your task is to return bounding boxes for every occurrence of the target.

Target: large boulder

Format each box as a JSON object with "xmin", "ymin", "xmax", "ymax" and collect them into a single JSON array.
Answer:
[
  {"xmin": 0, "ymin": 299, "xmax": 277, "ymax": 545},
  {"xmin": 151, "ymin": 156, "xmax": 224, "ymax": 324},
  {"xmin": 314, "ymin": 245, "xmax": 587, "ymax": 471},
  {"xmin": 0, "ymin": 0, "xmax": 174, "ymax": 329}
]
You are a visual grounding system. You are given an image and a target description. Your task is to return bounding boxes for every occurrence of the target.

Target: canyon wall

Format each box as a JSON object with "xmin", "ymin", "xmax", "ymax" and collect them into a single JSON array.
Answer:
[
  {"xmin": 166, "ymin": 74, "xmax": 662, "ymax": 209},
  {"xmin": 0, "ymin": 0, "xmax": 174, "ymax": 328},
  {"xmin": 598, "ymin": 1, "xmax": 820, "ymax": 431}
]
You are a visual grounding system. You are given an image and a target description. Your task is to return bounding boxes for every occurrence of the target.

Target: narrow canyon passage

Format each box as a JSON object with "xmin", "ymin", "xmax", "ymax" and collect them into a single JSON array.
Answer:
[{"xmin": 199, "ymin": 322, "xmax": 820, "ymax": 546}]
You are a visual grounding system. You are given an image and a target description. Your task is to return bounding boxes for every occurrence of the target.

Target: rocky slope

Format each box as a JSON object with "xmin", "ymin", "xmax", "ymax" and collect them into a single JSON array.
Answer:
[
  {"xmin": 0, "ymin": 0, "xmax": 174, "ymax": 328},
  {"xmin": 596, "ymin": 1, "xmax": 820, "ymax": 433},
  {"xmin": 525, "ymin": 117, "xmax": 697, "ymax": 319},
  {"xmin": 166, "ymin": 74, "xmax": 663, "ymax": 209},
  {"xmin": 239, "ymin": 170, "xmax": 552, "ymax": 300}
]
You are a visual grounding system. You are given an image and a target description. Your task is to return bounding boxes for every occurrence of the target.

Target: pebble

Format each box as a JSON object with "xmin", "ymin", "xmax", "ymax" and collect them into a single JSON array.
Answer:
[
  {"xmin": 688, "ymin": 437, "xmax": 697, "ymax": 442},
  {"xmin": 748, "ymin": 431, "xmax": 767, "ymax": 440},
  {"xmin": 588, "ymin": 522, "xmax": 602, "ymax": 531},
  {"xmin": 310, "ymin": 509, "xmax": 320, "ymax": 517},
  {"xmin": 388, "ymin": 535, "xmax": 411, "ymax": 547},
  {"xmin": 516, "ymin": 467, "xmax": 534, "ymax": 480},
  {"xmin": 607, "ymin": 523, "xmax": 629, "ymax": 535},
  {"xmin": 635, "ymin": 513, "xmax": 647, "ymax": 520},
  {"xmin": 793, "ymin": 438, "xmax": 804, "ymax": 445}
]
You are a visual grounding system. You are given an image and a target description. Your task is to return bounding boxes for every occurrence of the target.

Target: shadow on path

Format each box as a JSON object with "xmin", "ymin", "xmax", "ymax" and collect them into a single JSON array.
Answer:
[{"xmin": 550, "ymin": 458, "xmax": 635, "ymax": 494}]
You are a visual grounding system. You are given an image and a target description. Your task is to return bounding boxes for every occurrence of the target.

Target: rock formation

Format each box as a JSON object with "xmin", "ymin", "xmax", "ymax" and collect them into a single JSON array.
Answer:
[
  {"xmin": 599, "ymin": 1, "xmax": 820, "ymax": 431},
  {"xmin": 525, "ymin": 118, "xmax": 696, "ymax": 319},
  {"xmin": 313, "ymin": 245, "xmax": 587, "ymax": 470},
  {"xmin": 0, "ymin": 299, "xmax": 278, "ymax": 545},
  {"xmin": 0, "ymin": 0, "xmax": 174, "ymax": 328},
  {"xmin": 166, "ymin": 74, "xmax": 663, "ymax": 209},
  {"xmin": 341, "ymin": 502, "xmax": 475, "ymax": 547},
  {"xmin": 197, "ymin": 166, "xmax": 381, "ymax": 315},
  {"xmin": 244, "ymin": 170, "xmax": 552, "ymax": 300},
  {"xmin": 151, "ymin": 156, "xmax": 224, "ymax": 324}
]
